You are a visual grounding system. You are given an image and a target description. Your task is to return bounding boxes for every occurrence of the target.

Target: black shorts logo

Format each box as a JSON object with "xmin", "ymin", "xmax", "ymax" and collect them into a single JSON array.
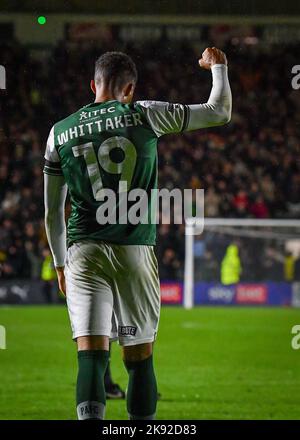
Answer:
[{"xmin": 118, "ymin": 325, "xmax": 137, "ymax": 336}]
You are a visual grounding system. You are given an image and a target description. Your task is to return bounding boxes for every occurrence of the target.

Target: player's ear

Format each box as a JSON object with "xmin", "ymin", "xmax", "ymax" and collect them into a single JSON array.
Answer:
[
  {"xmin": 90, "ymin": 79, "xmax": 96, "ymax": 95},
  {"xmin": 122, "ymin": 82, "xmax": 135, "ymax": 103}
]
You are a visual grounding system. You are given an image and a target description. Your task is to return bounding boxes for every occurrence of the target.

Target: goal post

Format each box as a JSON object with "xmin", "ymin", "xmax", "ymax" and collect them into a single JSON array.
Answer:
[{"xmin": 184, "ymin": 218, "xmax": 300, "ymax": 309}]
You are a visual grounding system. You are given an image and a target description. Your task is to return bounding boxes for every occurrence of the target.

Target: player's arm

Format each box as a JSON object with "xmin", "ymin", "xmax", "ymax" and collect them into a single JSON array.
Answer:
[
  {"xmin": 137, "ymin": 47, "xmax": 231, "ymax": 136},
  {"xmin": 43, "ymin": 126, "xmax": 68, "ymax": 295}
]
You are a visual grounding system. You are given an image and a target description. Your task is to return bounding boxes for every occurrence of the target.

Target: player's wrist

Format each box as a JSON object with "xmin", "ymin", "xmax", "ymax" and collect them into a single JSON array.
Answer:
[{"xmin": 211, "ymin": 63, "xmax": 228, "ymax": 69}]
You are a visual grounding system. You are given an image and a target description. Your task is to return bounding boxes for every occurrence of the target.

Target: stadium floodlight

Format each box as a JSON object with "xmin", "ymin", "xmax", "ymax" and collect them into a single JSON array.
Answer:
[{"xmin": 184, "ymin": 218, "xmax": 300, "ymax": 309}]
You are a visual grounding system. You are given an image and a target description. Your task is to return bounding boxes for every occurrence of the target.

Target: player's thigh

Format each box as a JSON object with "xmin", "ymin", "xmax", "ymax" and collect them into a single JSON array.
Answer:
[
  {"xmin": 65, "ymin": 242, "xmax": 114, "ymax": 340},
  {"xmin": 113, "ymin": 245, "xmax": 161, "ymax": 346}
]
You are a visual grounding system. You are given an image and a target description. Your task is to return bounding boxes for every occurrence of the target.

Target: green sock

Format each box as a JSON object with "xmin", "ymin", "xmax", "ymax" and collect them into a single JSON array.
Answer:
[
  {"xmin": 76, "ymin": 349, "xmax": 109, "ymax": 420},
  {"xmin": 124, "ymin": 355, "xmax": 157, "ymax": 420}
]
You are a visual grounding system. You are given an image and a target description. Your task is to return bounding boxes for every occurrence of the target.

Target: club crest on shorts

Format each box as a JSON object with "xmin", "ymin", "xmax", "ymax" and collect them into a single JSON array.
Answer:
[{"xmin": 118, "ymin": 325, "xmax": 137, "ymax": 336}]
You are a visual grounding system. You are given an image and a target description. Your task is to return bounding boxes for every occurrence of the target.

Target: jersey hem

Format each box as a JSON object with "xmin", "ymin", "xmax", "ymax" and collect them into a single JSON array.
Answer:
[{"xmin": 67, "ymin": 237, "xmax": 156, "ymax": 247}]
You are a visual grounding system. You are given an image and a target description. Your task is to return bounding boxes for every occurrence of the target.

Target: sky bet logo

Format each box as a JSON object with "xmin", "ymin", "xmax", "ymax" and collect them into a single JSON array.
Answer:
[{"xmin": 0, "ymin": 65, "xmax": 6, "ymax": 89}]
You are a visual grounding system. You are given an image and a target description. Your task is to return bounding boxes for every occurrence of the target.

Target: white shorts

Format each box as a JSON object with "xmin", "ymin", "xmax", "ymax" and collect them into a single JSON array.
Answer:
[{"xmin": 65, "ymin": 241, "xmax": 161, "ymax": 346}]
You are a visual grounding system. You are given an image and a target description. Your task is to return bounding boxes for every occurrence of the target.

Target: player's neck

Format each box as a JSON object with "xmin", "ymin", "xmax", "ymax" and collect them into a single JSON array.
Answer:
[
  {"xmin": 94, "ymin": 89, "xmax": 118, "ymax": 104},
  {"xmin": 94, "ymin": 96, "xmax": 116, "ymax": 103}
]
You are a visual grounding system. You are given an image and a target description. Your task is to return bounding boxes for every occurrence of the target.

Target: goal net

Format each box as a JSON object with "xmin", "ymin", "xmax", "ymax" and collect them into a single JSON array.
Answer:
[{"xmin": 184, "ymin": 218, "xmax": 300, "ymax": 309}]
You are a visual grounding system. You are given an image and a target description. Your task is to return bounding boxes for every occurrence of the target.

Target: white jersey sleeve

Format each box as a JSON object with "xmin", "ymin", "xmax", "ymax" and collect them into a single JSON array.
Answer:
[
  {"xmin": 44, "ymin": 174, "xmax": 67, "ymax": 268},
  {"xmin": 43, "ymin": 126, "xmax": 67, "ymax": 267},
  {"xmin": 44, "ymin": 126, "xmax": 63, "ymax": 176},
  {"xmin": 136, "ymin": 100, "xmax": 189, "ymax": 137},
  {"xmin": 137, "ymin": 64, "xmax": 231, "ymax": 137}
]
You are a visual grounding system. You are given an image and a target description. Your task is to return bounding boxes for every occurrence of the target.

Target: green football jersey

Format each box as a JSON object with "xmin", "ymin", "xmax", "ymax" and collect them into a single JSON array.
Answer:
[{"xmin": 44, "ymin": 99, "xmax": 189, "ymax": 246}]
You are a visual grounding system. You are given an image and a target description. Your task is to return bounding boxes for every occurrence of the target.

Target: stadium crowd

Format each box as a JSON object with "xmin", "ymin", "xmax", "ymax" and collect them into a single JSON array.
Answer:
[{"xmin": 0, "ymin": 36, "xmax": 300, "ymax": 282}]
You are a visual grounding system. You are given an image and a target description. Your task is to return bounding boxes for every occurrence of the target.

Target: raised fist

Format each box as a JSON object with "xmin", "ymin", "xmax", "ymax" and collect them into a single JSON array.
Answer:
[{"xmin": 199, "ymin": 47, "xmax": 227, "ymax": 70}]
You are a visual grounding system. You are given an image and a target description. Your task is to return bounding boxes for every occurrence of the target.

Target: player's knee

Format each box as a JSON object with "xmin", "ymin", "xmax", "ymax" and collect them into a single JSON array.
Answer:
[
  {"xmin": 123, "ymin": 342, "xmax": 153, "ymax": 362},
  {"xmin": 77, "ymin": 335, "xmax": 110, "ymax": 351}
]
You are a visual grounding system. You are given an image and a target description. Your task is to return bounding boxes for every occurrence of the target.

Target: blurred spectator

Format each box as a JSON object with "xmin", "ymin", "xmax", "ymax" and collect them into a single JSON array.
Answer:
[
  {"xmin": 284, "ymin": 252, "xmax": 296, "ymax": 282},
  {"xmin": 0, "ymin": 37, "xmax": 299, "ymax": 281},
  {"xmin": 40, "ymin": 248, "xmax": 57, "ymax": 303},
  {"xmin": 249, "ymin": 195, "xmax": 269, "ymax": 218},
  {"xmin": 221, "ymin": 244, "xmax": 242, "ymax": 285}
]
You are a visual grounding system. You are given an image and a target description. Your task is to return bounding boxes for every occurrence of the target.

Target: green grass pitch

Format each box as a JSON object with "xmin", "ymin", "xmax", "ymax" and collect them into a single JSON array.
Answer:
[{"xmin": 0, "ymin": 305, "xmax": 299, "ymax": 420}]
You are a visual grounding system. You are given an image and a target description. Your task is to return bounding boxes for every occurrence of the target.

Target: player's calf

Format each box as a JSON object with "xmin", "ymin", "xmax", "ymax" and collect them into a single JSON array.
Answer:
[
  {"xmin": 76, "ymin": 335, "xmax": 110, "ymax": 420},
  {"xmin": 123, "ymin": 343, "xmax": 157, "ymax": 420}
]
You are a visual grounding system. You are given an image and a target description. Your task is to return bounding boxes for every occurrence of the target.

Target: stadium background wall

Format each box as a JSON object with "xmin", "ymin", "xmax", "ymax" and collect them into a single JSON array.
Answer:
[
  {"xmin": 1, "ymin": 280, "xmax": 300, "ymax": 307},
  {"xmin": 1, "ymin": 13, "xmax": 300, "ymax": 309},
  {"xmin": 0, "ymin": 0, "xmax": 300, "ymax": 15},
  {"xmin": 1, "ymin": 13, "xmax": 300, "ymax": 47}
]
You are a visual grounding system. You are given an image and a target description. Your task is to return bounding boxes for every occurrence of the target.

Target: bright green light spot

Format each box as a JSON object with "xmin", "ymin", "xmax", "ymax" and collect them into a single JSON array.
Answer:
[{"xmin": 37, "ymin": 16, "xmax": 46, "ymax": 25}]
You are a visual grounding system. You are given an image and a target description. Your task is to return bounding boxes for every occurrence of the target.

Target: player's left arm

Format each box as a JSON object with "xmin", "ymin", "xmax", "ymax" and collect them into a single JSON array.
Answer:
[
  {"xmin": 43, "ymin": 126, "xmax": 68, "ymax": 295},
  {"xmin": 136, "ymin": 47, "xmax": 232, "ymax": 136}
]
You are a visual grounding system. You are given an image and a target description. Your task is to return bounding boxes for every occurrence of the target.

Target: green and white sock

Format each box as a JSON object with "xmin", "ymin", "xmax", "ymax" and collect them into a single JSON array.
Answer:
[{"xmin": 76, "ymin": 349, "xmax": 109, "ymax": 420}]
